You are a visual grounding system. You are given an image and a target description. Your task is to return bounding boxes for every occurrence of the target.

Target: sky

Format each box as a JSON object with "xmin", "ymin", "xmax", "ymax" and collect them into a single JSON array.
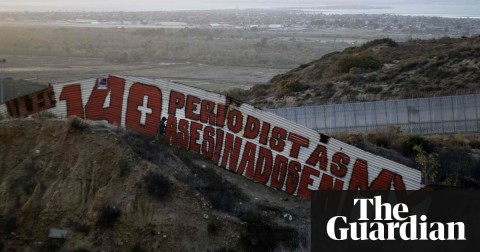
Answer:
[{"xmin": 0, "ymin": 0, "xmax": 478, "ymax": 13}]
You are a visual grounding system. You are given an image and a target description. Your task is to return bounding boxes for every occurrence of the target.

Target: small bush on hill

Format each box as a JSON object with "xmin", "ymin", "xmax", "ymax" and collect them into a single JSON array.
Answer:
[
  {"xmin": 226, "ymin": 88, "xmax": 251, "ymax": 102},
  {"xmin": 470, "ymin": 141, "xmax": 480, "ymax": 149},
  {"xmin": 277, "ymin": 80, "xmax": 307, "ymax": 97},
  {"xmin": 69, "ymin": 117, "xmax": 89, "ymax": 130},
  {"xmin": 365, "ymin": 126, "xmax": 401, "ymax": 148},
  {"xmin": 320, "ymin": 51, "xmax": 340, "ymax": 60},
  {"xmin": 143, "ymin": 171, "xmax": 171, "ymax": 200},
  {"xmin": 207, "ymin": 220, "xmax": 221, "ymax": 236},
  {"xmin": 239, "ymin": 209, "xmax": 302, "ymax": 252},
  {"xmin": 364, "ymin": 86, "xmax": 383, "ymax": 94},
  {"xmin": 1, "ymin": 215, "xmax": 17, "ymax": 233},
  {"xmin": 400, "ymin": 134, "xmax": 432, "ymax": 156},
  {"xmin": 132, "ymin": 242, "xmax": 146, "ymax": 252},
  {"xmin": 196, "ymin": 168, "xmax": 248, "ymax": 213},
  {"xmin": 70, "ymin": 221, "xmax": 90, "ymax": 234},
  {"xmin": 73, "ymin": 249, "xmax": 90, "ymax": 252},
  {"xmin": 249, "ymin": 84, "xmax": 270, "ymax": 97},
  {"xmin": 97, "ymin": 205, "xmax": 121, "ymax": 228},
  {"xmin": 38, "ymin": 238, "xmax": 65, "ymax": 252},
  {"xmin": 335, "ymin": 54, "xmax": 382, "ymax": 73},
  {"xmin": 119, "ymin": 160, "xmax": 133, "ymax": 177},
  {"xmin": 437, "ymin": 148, "xmax": 480, "ymax": 186},
  {"xmin": 173, "ymin": 151, "xmax": 248, "ymax": 213},
  {"xmin": 121, "ymin": 130, "xmax": 171, "ymax": 166},
  {"xmin": 359, "ymin": 38, "xmax": 398, "ymax": 50},
  {"xmin": 9, "ymin": 162, "xmax": 38, "ymax": 195}
]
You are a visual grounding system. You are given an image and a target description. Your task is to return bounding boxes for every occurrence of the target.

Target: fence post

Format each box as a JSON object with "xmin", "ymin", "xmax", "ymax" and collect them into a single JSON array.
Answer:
[
  {"xmin": 476, "ymin": 94, "xmax": 479, "ymax": 133},
  {"xmin": 364, "ymin": 102, "xmax": 367, "ymax": 132},
  {"xmin": 294, "ymin": 107, "xmax": 299, "ymax": 125},
  {"xmin": 417, "ymin": 98, "xmax": 421, "ymax": 134},
  {"xmin": 342, "ymin": 103, "xmax": 347, "ymax": 132},
  {"xmin": 462, "ymin": 96, "xmax": 467, "ymax": 133},
  {"xmin": 439, "ymin": 97, "xmax": 444, "ymax": 134},
  {"xmin": 395, "ymin": 100, "xmax": 399, "ymax": 129},
  {"xmin": 323, "ymin": 105, "xmax": 327, "ymax": 133},
  {"xmin": 427, "ymin": 97, "xmax": 432, "ymax": 134},
  {"xmin": 333, "ymin": 105, "xmax": 337, "ymax": 134},
  {"xmin": 452, "ymin": 96, "xmax": 456, "ymax": 133},
  {"xmin": 354, "ymin": 103, "xmax": 358, "ymax": 131}
]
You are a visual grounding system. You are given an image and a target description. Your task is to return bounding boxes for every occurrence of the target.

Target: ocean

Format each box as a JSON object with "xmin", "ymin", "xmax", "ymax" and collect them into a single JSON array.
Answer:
[{"xmin": 0, "ymin": 1, "xmax": 479, "ymax": 19}]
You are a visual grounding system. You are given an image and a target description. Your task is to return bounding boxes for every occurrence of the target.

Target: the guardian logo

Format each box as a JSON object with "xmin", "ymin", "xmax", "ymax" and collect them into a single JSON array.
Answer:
[{"xmin": 326, "ymin": 196, "xmax": 466, "ymax": 241}]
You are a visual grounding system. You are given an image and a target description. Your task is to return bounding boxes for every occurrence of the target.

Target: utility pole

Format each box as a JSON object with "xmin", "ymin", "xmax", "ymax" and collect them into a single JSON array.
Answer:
[{"xmin": 0, "ymin": 58, "xmax": 5, "ymax": 104}]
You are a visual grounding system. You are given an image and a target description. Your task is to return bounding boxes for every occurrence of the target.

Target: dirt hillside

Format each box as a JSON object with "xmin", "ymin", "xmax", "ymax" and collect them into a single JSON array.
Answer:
[
  {"xmin": 237, "ymin": 36, "xmax": 480, "ymax": 108},
  {"xmin": 0, "ymin": 118, "xmax": 309, "ymax": 251}
]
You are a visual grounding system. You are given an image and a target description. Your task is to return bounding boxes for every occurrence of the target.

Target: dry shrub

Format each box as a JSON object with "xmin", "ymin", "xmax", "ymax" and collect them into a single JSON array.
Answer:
[
  {"xmin": 96, "ymin": 205, "xmax": 121, "ymax": 228},
  {"xmin": 143, "ymin": 171, "xmax": 171, "ymax": 200},
  {"xmin": 335, "ymin": 54, "xmax": 382, "ymax": 73},
  {"xmin": 69, "ymin": 117, "xmax": 89, "ymax": 130}
]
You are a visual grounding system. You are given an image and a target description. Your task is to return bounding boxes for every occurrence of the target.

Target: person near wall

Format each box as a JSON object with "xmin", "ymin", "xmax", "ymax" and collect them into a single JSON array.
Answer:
[{"xmin": 156, "ymin": 117, "xmax": 167, "ymax": 142}]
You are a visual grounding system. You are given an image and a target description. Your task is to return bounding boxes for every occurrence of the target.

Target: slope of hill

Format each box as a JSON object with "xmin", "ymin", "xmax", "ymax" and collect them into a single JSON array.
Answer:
[
  {"xmin": 0, "ymin": 118, "xmax": 309, "ymax": 251},
  {"xmin": 239, "ymin": 36, "xmax": 480, "ymax": 108}
]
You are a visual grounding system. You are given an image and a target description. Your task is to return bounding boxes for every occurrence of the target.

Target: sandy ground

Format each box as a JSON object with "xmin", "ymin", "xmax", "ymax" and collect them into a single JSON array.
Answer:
[{"xmin": 1, "ymin": 54, "xmax": 287, "ymax": 88}]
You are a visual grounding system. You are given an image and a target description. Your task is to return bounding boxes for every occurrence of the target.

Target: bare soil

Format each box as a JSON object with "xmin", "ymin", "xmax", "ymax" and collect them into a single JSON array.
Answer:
[
  {"xmin": 1, "ymin": 54, "xmax": 287, "ymax": 94},
  {"xmin": 0, "ymin": 119, "xmax": 310, "ymax": 251}
]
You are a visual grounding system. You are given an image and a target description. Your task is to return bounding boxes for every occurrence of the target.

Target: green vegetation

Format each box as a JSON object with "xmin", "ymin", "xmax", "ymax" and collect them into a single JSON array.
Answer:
[
  {"xmin": 277, "ymin": 79, "xmax": 307, "ymax": 97},
  {"xmin": 335, "ymin": 53, "xmax": 382, "ymax": 73},
  {"xmin": 249, "ymin": 36, "xmax": 480, "ymax": 108},
  {"xmin": 336, "ymin": 128, "xmax": 480, "ymax": 187},
  {"xmin": 413, "ymin": 145, "xmax": 439, "ymax": 185}
]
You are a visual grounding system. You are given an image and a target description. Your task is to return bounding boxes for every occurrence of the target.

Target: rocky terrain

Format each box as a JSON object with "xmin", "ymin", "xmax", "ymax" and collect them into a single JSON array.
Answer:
[
  {"xmin": 235, "ymin": 36, "xmax": 480, "ymax": 108},
  {"xmin": 0, "ymin": 118, "xmax": 310, "ymax": 251}
]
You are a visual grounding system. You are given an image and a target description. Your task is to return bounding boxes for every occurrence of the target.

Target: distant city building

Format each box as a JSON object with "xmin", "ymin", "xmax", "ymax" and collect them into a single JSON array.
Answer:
[
  {"xmin": 268, "ymin": 24, "xmax": 283, "ymax": 29},
  {"xmin": 72, "ymin": 19, "xmax": 98, "ymax": 24},
  {"xmin": 210, "ymin": 23, "xmax": 232, "ymax": 28}
]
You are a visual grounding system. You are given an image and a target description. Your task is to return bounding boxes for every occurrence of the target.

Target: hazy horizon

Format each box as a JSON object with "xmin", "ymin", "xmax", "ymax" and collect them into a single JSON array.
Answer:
[{"xmin": 0, "ymin": 0, "xmax": 479, "ymax": 18}]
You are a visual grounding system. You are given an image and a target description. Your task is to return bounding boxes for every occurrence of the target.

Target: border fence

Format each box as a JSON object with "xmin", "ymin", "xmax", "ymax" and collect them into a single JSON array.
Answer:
[
  {"xmin": 0, "ymin": 75, "xmax": 424, "ymax": 194},
  {"xmin": 268, "ymin": 93, "xmax": 480, "ymax": 135}
]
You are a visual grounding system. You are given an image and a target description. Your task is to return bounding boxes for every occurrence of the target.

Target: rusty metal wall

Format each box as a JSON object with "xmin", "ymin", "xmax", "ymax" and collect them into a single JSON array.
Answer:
[
  {"xmin": 1, "ymin": 75, "xmax": 423, "ymax": 197},
  {"xmin": 1, "ymin": 87, "xmax": 55, "ymax": 118},
  {"xmin": 0, "ymin": 104, "xmax": 8, "ymax": 118}
]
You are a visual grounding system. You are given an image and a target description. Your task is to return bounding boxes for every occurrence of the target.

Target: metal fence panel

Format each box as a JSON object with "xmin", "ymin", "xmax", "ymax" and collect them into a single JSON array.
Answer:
[{"xmin": 268, "ymin": 93, "xmax": 480, "ymax": 135}]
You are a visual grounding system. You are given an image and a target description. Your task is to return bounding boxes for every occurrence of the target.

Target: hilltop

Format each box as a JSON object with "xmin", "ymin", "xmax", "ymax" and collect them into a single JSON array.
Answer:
[
  {"xmin": 236, "ymin": 36, "xmax": 480, "ymax": 108},
  {"xmin": 0, "ymin": 118, "xmax": 309, "ymax": 251}
]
